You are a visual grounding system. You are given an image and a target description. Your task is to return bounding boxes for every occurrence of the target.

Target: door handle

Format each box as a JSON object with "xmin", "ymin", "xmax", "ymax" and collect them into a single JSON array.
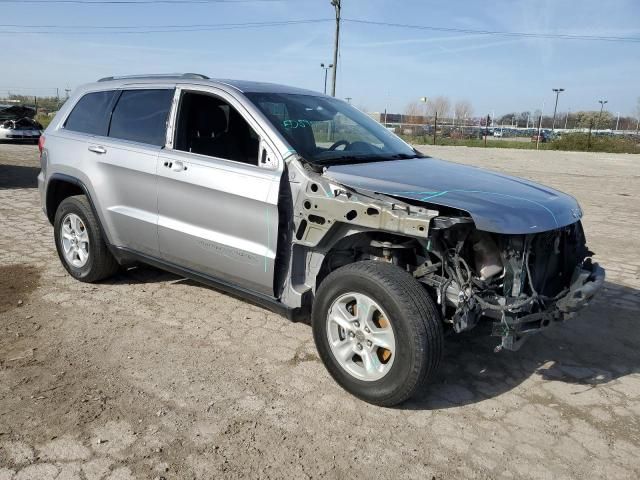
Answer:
[
  {"xmin": 88, "ymin": 145, "xmax": 107, "ymax": 154},
  {"xmin": 170, "ymin": 160, "xmax": 185, "ymax": 172}
]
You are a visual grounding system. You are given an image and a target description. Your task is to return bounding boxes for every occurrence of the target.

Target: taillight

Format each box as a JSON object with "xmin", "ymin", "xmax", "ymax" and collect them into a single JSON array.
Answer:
[{"xmin": 38, "ymin": 135, "xmax": 45, "ymax": 155}]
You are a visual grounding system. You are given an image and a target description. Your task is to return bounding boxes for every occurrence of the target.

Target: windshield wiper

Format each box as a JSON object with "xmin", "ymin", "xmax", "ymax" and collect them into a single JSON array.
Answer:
[
  {"xmin": 315, "ymin": 152, "xmax": 425, "ymax": 166},
  {"xmin": 389, "ymin": 153, "xmax": 424, "ymax": 159},
  {"xmin": 314, "ymin": 154, "xmax": 387, "ymax": 165}
]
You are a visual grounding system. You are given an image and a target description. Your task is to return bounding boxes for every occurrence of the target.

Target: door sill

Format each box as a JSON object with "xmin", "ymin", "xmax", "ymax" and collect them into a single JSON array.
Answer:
[{"xmin": 113, "ymin": 246, "xmax": 308, "ymax": 322}]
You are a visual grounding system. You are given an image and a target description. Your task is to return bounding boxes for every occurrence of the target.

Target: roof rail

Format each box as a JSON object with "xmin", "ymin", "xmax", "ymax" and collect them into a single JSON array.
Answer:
[{"xmin": 98, "ymin": 73, "xmax": 209, "ymax": 82}]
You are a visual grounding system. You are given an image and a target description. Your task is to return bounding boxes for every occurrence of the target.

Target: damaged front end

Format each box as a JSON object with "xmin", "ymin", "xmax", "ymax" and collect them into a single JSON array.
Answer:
[
  {"xmin": 283, "ymin": 154, "xmax": 604, "ymax": 352},
  {"xmin": 416, "ymin": 219, "xmax": 604, "ymax": 351}
]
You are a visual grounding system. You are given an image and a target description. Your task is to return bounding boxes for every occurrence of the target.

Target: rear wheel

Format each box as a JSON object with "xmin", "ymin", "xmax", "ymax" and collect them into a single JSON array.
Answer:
[
  {"xmin": 312, "ymin": 261, "xmax": 443, "ymax": 406},
  {"xmin": 54, "ymin": 195, "xmax": 118, "ymax": 282}
]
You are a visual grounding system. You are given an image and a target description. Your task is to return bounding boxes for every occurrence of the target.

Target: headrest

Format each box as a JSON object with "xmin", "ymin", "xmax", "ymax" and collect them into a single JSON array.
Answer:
[{"xmin": 191, "ymin": 96, "xmax": 227, "ymax": 137}]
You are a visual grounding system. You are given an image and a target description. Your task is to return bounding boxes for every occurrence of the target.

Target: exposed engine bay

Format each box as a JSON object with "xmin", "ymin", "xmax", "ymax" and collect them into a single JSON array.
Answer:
[
  {"xmin": 413, "ymin": 220, "xmax": 602, "ymax": 350},
  {"xmin": 312, "ymin": 220, "xmax": 604, "ymax": 351}
]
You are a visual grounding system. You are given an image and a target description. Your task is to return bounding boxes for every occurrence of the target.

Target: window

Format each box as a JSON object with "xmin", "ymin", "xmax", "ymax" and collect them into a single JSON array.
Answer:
[
  {"xmin": 109, "ymin": 89, "xmax": 174, "ymax": 146},
  {"xmin": 64, "ymin": 90, "xmax": 117, "ymax": 136},
  {"xmin": 174, "ymin": 92, "xmax": 260, "ymax": 165},
  {"xmin": 246, "ymin": 92, "xmax": 420, "ymax": 166}
]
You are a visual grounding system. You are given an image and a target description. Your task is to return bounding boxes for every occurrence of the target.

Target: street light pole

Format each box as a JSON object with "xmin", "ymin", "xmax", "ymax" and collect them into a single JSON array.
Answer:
[
  {"xmin": 597, "ymin": 99, "xmax": 608, "ymax": 129},
  {"xmin": 551, "ymin": 88, "xmax": 564, "ymax": 132},
  {"xmin": 330, "ymin": 0, "xmax": 341, "ymax": 97},
  {"xmin": 320, "ymin": 63, "xmax": 333, "ymax": 95}
]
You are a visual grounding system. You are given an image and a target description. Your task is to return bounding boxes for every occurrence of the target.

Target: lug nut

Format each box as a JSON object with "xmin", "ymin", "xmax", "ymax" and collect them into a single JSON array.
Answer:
[
  {"xmin": 354, "ymin": 321, "xmax": 360, "ymax": 328},
  {"xmin": 364, "ymin": 327, "xmax": 370, "ymax": 333},
  {"xmin": 348, "ymin": 331, "xmax": 355, "ymax": 338},
  {"xmin": 356, "ymin": 343, "xmax": 363, "ymax": 350},
  {"xmin": 366, "ymin": 340, "xmax": 372, "ymax": 347}
]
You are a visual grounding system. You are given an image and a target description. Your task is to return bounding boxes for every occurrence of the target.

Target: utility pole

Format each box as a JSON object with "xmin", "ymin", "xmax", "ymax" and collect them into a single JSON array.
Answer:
[
  {"xmin": 551, "ymin": 88, "xmax": 564, "ymax": 132},
  {"xmin": 484, "ymin": 114, "xmax": 490, "ymax": 147},
  {"xmin": 320, "ymin": 63, "xmax": 333, "ymax": 95},
  {"xmin": 615, "ymin": 112, "xmax": 620, "ymax": 131},
  {"xmin": 536, "ymin": 113, "xmax": 543, "ymax": 150},
  {"xmin": 564, "ymin": 109, "xmax": 570, "ymax": 129},
  {"xmin": 432, "ymin": 111, "xmax": 438, "ymax": 145},
  {"xmin": 597, "ymin": 99, "xmax": 607, "ymax": 129},
  {"xmin": 330, "ymin": 0, "xmax": 341, "ymax": 97}
]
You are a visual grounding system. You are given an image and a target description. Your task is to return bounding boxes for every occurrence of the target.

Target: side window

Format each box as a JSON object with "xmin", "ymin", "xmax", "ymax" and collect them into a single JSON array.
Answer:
[
  {"xmin": 109, "ymin": 89, "xmax": 174, "ymax": 146},
  {"xmin": 64, "ymin": 91, "xmax": 117, "ymax": 136},
  {"xmin": 174, "ymin": 91, "xmax": 260, "ymax": 165}
]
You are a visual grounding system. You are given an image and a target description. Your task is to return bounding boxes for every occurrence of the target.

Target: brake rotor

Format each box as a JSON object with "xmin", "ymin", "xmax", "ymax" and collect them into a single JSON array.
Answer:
[{"xmin": 374, "ymin": 311, "xmax": 392, "ymax": 363}]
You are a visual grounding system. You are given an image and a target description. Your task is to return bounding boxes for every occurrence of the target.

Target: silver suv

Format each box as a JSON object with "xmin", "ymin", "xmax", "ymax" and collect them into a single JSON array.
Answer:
[{"xmin": 38, "ymin": 73, "xmax": 604, "ymax": 406}]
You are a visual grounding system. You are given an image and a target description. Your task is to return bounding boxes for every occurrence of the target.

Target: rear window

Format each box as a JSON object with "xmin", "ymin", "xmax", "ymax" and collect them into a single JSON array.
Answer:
[
  {"xmin": 64, "ymin": 91, "xmax": 117, "ymax": 136},
  {"xmin": 109, "ymin": 89, "xmax": 174, "ymax": 146}
]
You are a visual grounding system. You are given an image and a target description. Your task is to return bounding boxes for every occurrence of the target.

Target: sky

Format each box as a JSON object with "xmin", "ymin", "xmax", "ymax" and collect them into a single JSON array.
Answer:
[{"xmin": 1, "ymin": 0, "xmax": 639, "ymax": 117}]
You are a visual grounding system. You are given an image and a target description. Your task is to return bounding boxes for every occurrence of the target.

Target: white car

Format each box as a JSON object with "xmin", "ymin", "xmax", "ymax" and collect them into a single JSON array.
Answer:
[{"xmin": 0, "ymin": 105, "xmax": 43, "ymax": 143}]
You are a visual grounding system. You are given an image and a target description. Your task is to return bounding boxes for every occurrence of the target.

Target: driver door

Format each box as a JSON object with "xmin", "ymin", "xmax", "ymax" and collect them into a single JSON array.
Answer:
[{"xmin": 157, "ymin": 87, "xmax": 282, "ymax": 296}]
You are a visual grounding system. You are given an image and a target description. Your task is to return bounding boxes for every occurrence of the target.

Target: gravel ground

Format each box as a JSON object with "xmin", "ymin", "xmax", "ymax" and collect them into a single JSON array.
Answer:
[{"xmin": 1, "ymin": 143, "xmax": 639, "ymax": 479}]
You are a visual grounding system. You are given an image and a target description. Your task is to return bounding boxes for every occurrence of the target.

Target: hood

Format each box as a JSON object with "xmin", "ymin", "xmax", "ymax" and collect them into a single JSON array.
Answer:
[
  {"xmin": 324, "ymin": 157, "xmax": 582, "ymax": 234},
  {"xmin": 0, "ymin": 105, "xmax": 36, "ymax": 122}
]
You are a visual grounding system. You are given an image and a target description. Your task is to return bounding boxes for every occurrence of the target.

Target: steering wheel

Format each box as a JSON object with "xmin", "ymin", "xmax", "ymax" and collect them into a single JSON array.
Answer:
[{"xmin": 328, "ymin": 139, "xmax": 350, "ymax": 151}]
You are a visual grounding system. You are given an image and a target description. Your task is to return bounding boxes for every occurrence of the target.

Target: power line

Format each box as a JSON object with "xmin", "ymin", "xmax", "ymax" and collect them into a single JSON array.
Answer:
[
  {"xmin": 0, "ymin": 19, "xmax": 331, "ymax": 34},
  {"xmin": 344, "ymin": 19, "xmax": 640, "ymax": 44},
  {"xmin": 2, "ymin": 16, "xmax": 638, "ymax": 44},
  {"xmin": 0, "ymin": 0, "xmax": 285, "ymax": 4},
  {"xmin": 0, "ymin": 20, "xmax": 327, "ymax": 28}
]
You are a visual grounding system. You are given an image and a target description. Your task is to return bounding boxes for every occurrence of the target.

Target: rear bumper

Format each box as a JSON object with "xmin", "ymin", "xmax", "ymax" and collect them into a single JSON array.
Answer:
[{"xmin": 493, "ymin": 261, "xmax": 605, "ymax": 351}]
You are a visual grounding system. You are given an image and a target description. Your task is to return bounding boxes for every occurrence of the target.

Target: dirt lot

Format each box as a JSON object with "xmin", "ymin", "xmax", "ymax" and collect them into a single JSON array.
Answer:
[{"xmin": 1, "ymin": 143, "xmax": 639, "ymax": 479}]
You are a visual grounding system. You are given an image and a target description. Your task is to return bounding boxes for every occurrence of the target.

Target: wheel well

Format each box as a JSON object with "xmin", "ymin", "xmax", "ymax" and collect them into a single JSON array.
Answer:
[
  {"xmin": 315, "ymin": 231, "xmax": 423, "ymax": 291},
  {"xmin": 46, "ymin": 178, "xmax": 84, "ymax": 224}
]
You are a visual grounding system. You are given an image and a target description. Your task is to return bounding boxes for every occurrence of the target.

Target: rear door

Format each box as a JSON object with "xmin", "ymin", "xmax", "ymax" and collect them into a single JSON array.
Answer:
[
  {"xmin": 157, "ymin": 87, "xmax": 282, "ymax": 296},
  {"xmin": 89, "ymin": 88, "xmax": 174, "ymax": 256}
]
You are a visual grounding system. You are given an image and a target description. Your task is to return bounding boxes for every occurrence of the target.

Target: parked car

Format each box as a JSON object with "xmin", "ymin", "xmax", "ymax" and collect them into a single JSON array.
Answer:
[
  {"xmin": 0, "ymin": 105, "xmax": 42, "ymax": 143},
  {"xmin": 38, "ymin": 74, "xmax": 604, "ymax": 406},
  {"xmin": 531, "ymin": 130, "xmax": 552, "ymax": 143},
  {"xmin": 493, "ymin": 129, "xmax": 503, "ymax": 137}
]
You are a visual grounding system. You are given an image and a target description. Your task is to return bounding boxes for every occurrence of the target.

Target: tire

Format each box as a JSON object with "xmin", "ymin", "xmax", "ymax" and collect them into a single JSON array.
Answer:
[
  {"xmin": 312, "ymin": 261, "xmax": 443, "ymax": 407},
  {"xmin": 54, "ymin": 195, "xmax": 119, "ymax": 282}
]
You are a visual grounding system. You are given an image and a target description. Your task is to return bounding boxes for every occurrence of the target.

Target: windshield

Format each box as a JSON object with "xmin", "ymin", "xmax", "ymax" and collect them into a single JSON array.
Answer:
[{"xmin": 245, "ymin": 92, "xmax": 421, "ymax": 165}]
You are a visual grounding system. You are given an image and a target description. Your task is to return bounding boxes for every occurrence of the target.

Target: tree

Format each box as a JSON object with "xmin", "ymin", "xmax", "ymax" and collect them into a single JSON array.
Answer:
[
  {"xmin": 453, "ymin": 100, "xmax": 473, "ymax": 122},
  {"xmin": 426, "ymin": 96, "xmax": 450, "ymax": 118},
  {"xmin": 517, "ymin": 111, "xmax": 531, "ymax": 126},
  {"xmin": 404, "ymin": 101, "xmax": 424, "ymax": 124},
  {"xmin": 573, "ymin": 110, "xmax": 614, "ymax": 129},
  {"xmin": 498, "ymin": 112, "xmax": 517, "ymax": 125}
]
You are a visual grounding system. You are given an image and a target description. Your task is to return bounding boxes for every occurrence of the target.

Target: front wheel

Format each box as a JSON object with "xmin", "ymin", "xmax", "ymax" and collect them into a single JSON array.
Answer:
[{"xmin": 312, "ymin": 261, "xmax": 444, "ymax": 407}]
